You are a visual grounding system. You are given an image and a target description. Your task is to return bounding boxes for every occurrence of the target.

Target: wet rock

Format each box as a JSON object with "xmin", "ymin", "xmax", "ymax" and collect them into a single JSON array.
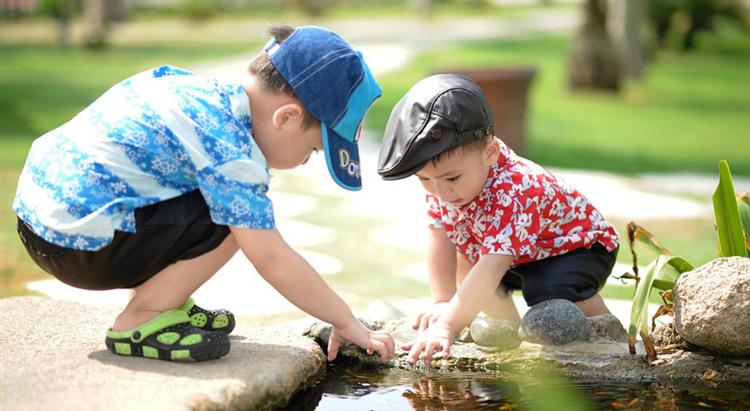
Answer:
[
  {"xmin": 307, "ymin": 315, "xmax": 750, "ymax": 385},
  {"xmin": 673, "ymin": 257, "xmax": 750, "ymax": 356},
  {"xmin": 304, "ymin": 318, "xmax": 385, "ymax": 365},
  {"xmin": 469, "ymin": 316, "xmax": 520, "ymax": 350},
  {"xmin": 588, "ymin": 313, "xmax": 628, "ymax": 343},
  {"xmin": 518, "ymin": 299, "xmax": 590, "ymax": 345}
]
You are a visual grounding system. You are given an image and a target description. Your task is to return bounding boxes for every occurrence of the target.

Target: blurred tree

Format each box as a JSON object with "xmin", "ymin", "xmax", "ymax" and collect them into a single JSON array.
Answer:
[
  {"xmin": 409, "ymin": 0, "xmax": 432, "ymax": 15},
  {"xmin": 41, "ymin": 0, "xmax": 76, "ymax": 47},
  {"xmin": 609, "ymin": 0, "xmax": 647, "ymax": 78},
  {"xmin": 181, "ymin": 0, "xmax": 216, "ymax": 20},
  {"xmin": 83, "ymin": 0, "xmax": 107, "ymax": 49},
  {"xmin": 649, "ymin": 0, "xmax": 747, "ymax": 51},
  {"xmin": 568, "ymin": 0, "xmax": 621, "ymax": 91}
]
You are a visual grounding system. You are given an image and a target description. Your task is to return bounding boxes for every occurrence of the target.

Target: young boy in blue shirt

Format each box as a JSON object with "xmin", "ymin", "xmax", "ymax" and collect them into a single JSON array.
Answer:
[
  {"xmin": 378, "ymin": 74, "xmax": 619, "ymax": 366},
  {"xmin": 14, "ymin": 24, "xmax": 394, "ymax": 362}
]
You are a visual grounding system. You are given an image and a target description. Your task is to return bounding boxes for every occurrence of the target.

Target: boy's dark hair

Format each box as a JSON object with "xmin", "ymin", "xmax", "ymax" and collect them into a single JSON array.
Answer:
[
  {"xmin": 430, "ymin": 133, "xmax": 493, "ymax": 166},
  {"xmin": 248, "ymin": 24, "xmax": 319, "ymax": 130}
]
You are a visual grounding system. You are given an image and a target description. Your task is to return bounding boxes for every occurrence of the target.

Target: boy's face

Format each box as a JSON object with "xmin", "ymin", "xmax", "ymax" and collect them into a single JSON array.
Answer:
[
  {"xmin": 253, "ymin": 102, "xmax": 323, "ymax": 170},
  {"xmin": 415, "ymin": 139, "xmax": 498, "ymax": 208},
  {"xmin": 269, "ymin": 121, "xmax": 323, "ymax": 169}
]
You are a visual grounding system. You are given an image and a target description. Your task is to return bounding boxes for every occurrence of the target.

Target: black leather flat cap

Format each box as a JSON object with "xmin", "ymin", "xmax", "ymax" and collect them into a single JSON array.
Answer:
[{"xmin": 377, "ymin": 74, "xmax": 494, "ymax": 180}]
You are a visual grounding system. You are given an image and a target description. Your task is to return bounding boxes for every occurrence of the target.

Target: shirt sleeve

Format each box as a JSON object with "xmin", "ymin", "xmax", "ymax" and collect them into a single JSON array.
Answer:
[
  {"xmin": 481, "ymin": 176, "xmax": 541, "ymax": 258},
  {"xmin": 425, "ymin": 194, "xmax": 444, "ymax": 229}
]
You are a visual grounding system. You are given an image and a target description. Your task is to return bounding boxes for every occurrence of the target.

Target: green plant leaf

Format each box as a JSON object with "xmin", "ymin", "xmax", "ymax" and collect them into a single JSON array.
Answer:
[
  {"xmin": 713, "ymin": 160, "xmax": 748, "ymax": 257},
  {"xmin": 737, "ymin": 192, "xmax": 750, "ymax": 251},
  {"xmin": 628, "ymin": 255, "xmax": 694, "ymax": 359}
]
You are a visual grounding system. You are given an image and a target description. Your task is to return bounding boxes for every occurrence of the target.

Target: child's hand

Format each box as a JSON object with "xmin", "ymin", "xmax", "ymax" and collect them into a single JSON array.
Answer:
[
  {"xmin": 412, "ymin": 301, "xmax": 449, "ymax": 331},
  {"xmin": 327, "ymin": 318, "xmax": 395, "ymax": 361},
  {"xmin": 401, "ymin": 321, "xmax": 455, "ymax": 367}
]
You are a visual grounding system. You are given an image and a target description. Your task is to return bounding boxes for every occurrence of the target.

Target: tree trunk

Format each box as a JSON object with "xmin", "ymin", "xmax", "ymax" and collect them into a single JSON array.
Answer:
[
  {"xmin": 568, "ymin": 0, "xmax": 621, "ymax": 92},
  {"xmin": 56, "ymin": 0, "xmax": 75, "ymax": 48},
  {"xmin": 409, "ymin": 0, "xmax": 432, "ymax": 16},
  {"xmin": 608, "ymin": 0, "xmax": 647, "ymax": 79},
  {"xmin": 83, "ymin": 0, "xmax": 108, "ymax": 49}
]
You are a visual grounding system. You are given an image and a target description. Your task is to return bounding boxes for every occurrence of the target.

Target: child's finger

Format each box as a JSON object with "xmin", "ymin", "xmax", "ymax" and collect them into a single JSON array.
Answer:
[
  {"xmin": 380, "ymin": 332, "xmax": 395, "ymax": 358},
  {"xmin": 418, "ymin": 315, "xmax": 431, "ymax": 331},
  {"xmin": 327, "ymin": 335, "xmax": 340, "ymax": 361},
  {"xmin": 412, "ymin": 313, "xmax": 424, "ymax": 330},
  {"xmin": 422, "ymin": 341, "xmax": 438, "ymax": 366},
  {"xmin": 407, "ymin": 340, "xmax": 426, "ymax": 364}
]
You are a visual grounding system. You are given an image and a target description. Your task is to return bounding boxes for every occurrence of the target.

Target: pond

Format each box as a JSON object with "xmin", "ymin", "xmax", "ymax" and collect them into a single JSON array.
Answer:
[{"xmin": 285, "ymin": 363, "xmax": 750, "ymax": 410}]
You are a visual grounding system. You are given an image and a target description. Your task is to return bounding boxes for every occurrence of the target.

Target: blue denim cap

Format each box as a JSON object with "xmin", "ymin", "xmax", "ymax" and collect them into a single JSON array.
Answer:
[{"xmin": 264, "ymin": 26, "xmax": 382, "ymax": 191}]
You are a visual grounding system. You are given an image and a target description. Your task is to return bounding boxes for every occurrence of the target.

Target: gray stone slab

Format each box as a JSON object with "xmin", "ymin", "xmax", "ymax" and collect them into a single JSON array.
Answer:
[{"xmin": 0, "ymin": 297, "xmax": 325, "ymax": 411}]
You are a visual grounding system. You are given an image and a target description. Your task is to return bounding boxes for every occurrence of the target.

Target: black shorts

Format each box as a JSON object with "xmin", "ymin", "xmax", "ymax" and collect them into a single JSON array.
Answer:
[
  {"xmin": 501, "ymin": 243, "xmax": 618, "ymax": 306},
  {"xmin": 17, "ymin": 190, "xmax": 230, "ymax": 290}
]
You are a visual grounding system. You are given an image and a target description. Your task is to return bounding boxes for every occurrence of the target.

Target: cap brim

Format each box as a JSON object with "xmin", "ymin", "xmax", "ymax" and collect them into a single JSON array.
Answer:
[{"xmin": 322, "ymin": 124, "xmax": 362, "ymax": 191}]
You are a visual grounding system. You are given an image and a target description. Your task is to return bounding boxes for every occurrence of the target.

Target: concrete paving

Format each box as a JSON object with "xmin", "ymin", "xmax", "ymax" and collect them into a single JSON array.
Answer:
[{"xmin": 0, "ymin": 297, "xmax": 325, "ymax": 411}]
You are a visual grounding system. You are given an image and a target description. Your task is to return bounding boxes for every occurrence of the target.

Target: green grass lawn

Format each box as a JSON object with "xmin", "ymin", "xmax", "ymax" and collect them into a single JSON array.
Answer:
[{"xmin": 1, "ymin": 23, "xmax": 747, "ymax": 301}]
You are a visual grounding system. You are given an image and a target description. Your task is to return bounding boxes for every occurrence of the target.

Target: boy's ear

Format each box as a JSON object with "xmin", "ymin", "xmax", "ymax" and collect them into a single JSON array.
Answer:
[
  {"xmin": 483, "ymin": 137, "xmax": 500, "ymax": 165},
  {"xmin": 271, "ymin": 103, "xmax": 304, "ymax": 130}
]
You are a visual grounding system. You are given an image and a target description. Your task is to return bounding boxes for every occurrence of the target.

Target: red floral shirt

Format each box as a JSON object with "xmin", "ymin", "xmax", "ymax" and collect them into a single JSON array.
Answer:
[{"xmin": 426, "ymin": 141, "xmax": 619, "ymax": 266}]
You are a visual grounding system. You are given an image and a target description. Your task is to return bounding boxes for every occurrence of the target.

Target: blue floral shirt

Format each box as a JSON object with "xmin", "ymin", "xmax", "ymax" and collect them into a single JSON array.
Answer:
[{"xmin": 13, "ymin": 65, "xmax": 275, "ymax": 251}]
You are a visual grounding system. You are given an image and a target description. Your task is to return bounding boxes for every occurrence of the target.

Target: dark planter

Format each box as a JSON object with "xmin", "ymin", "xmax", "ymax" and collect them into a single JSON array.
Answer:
[{"xmin": 435, "ymin": 67, "xmax": 536, "ymax": 155}]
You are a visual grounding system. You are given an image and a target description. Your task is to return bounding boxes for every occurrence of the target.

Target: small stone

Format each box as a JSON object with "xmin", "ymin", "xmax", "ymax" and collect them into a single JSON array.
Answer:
[
  {"xmin": 588, "ymin": 313, "xmax": 628, "ymax": 342},
  {"xmin": 650, "ymin": 321, "xmax": 684, "ymax": 347},
  {"xmin": 518, "ymin": 299, "xmax": 590, "ymax": 345},
  {"xmin": 456, "ymin": 326, "xmax": 473, "ymax": 343},
  {"xmin": 468, "ymin": 316, "xmax": 520, "ymax": 350}
]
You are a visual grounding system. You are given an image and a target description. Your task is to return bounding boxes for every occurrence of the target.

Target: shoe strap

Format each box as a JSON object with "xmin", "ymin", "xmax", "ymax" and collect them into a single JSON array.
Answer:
[
  {"xmin": 179, "ymin": 297, "xmax": 196, "ymax": 312},
  {"xmin": 108, "ymin": 309, "xmax": 191, "ymax": 343}
]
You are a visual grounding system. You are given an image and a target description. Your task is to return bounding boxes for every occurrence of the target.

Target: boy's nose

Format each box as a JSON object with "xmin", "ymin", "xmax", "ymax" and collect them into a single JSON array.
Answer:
[{"xmin": 434, "ymin": 182, "xmax": 452, "ymax": 199}]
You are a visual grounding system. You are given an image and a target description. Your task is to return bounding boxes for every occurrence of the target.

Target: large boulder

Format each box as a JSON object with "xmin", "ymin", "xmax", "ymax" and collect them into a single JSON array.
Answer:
[{"xmin": 673, "ymin": 257, "xmax": 750, "ymax": 356}]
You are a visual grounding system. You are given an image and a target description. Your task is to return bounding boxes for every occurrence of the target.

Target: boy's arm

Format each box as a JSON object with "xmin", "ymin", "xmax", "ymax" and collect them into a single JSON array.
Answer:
[
  {"xmin": 427, "ymin": 225, "xmax": 457, "ymax": 302},
  {"xmin": 406, "ymin": 253, "xmax": 514, "ymax": 365},
  {"xmin": 412, "ymin": 225, "xmax": 457, "ymax": 331},
  {"xmin": 230, "ymin": 226, "xmax": 395, "ymax": 361}
]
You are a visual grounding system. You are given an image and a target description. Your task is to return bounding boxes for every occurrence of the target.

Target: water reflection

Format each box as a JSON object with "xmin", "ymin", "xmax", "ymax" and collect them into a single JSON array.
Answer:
[{"xmin": 284, "ymin": 363, "xmax": 750, "ymax": 411}]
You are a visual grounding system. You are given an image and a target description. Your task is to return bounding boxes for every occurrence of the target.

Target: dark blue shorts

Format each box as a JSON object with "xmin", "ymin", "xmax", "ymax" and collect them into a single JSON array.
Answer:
[
  {"xmin": 17, "ymin": 190, "xmax": 229, "ymax": 290},
  {"xmin": 501, "ymin": 243, "xmax": 618, "ymax": 306}
]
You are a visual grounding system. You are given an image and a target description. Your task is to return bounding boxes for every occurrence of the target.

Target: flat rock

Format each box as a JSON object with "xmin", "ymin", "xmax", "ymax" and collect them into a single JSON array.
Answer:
[
  {"xmin": 0, "ymin": 297, "xmax": 325, "ymax": 411},
  {"xmin": 311, "ymin": 316, "xmax": 750, "ymax": 385}
]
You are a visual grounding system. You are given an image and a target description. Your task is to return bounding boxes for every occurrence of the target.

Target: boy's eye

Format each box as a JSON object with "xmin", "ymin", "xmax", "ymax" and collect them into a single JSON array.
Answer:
[{"xmin": 447, "ymin": 175, "xmax": 461, "ymax": 182}]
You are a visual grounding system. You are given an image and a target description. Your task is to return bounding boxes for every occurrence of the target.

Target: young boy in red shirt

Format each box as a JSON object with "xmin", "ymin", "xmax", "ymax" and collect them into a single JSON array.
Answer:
[{"xmin": 377, "ymin": 74, "xmax": 619, "ymax": 365}]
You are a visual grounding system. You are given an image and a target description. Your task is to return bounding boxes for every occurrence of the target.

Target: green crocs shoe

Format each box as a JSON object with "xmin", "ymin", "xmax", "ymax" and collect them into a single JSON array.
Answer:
[
  {"xmin": 180, "ymin": 298, "xmax": 236, "ymax": 335},
  {"xmin": 105, "ymin": 309, "xmax": 230, "ymax": 362}
]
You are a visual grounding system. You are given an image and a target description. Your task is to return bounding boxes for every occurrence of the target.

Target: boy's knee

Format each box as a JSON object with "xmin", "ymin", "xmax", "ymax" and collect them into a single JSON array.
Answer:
[{"xmin": 495, "ymin": 284, "xmax": 513, "ymax": 299}]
